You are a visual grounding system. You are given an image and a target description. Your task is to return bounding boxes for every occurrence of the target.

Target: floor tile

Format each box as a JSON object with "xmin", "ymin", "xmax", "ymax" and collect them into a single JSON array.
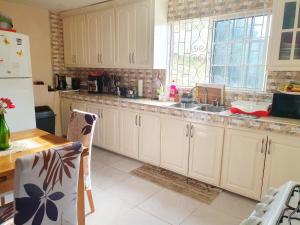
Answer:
[
  {"xmin": 91, "ymin": 166, "xmax": 131, "ymax": 190},
  {"xmin": 113, "ymin": 208, "xmax": 170, "ymax": 225},
  {"xmin": 107, "ymin": 176, "xmax": 162, "ymax": 206},
  {"xmin": 92, "ymin": 148, "xmax": 124, "ymax": 166},
  {"xmin": 180, "ymin": 203, "xmax": 242, "ymax": 225},
  {"xmin": 111, "ymin": 157, "xmax": 143, "ymax": 173},
  {"xmin": 85, "ymin": 187, "xmax": 133, "ymax": 225},
  {"xmin": 139, "ymin": 189, "xmax": 201, "ymax": 225},
  {"xmin": 210, "ymin": 191, "xmax": 256, "ymax": 220}
]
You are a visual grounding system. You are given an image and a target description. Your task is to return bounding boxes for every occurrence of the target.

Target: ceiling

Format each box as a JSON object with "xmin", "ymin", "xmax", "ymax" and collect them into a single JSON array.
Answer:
[{"xmin": 5, "ymin": 0, "xmax": 109, "ymax": 12}]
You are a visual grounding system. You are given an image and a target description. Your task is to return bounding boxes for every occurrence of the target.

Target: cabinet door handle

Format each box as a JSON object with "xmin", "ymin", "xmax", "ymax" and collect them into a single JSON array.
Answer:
[
  {"xmin": 135, "ymin": 115, "xmax": 138, "ymax": 126},
  {"xmin": 97, "ymin": 53, "xmax": 100, "ymax": 63},
  {"xmin": 190, "ymin": 125, "xmax": 194, "ymax": 138},
  {"xmin": 268, "ymin": 140, "xmax": 272, "ymax": 155},
  {"xmin": 186, "ymin": 124, "xmax": 190, "ymax": 137},
  {"xmin": 74, "ymin": 55, "xmax": 76, "ymax": 64},
  {"xmin": 100, "ymin": 53, "xmax": 102, "ymax": 64},
  {"xmin": 69, "ymin": 105, "xmax": 73, "ymax": 111},
  {"xmin": 101, "ymin": 109, "xmax": 103, "ymax": 119},
  {"xmin": 139, "ymin": 115, "xmax": 141, "ymax": 127},
  {"xmin": 261, "ymin": 138, "xmax": 265, "ymax": 153},
  {"xmin": 132, "ymin": 52, "xmax": 135, "ymax": 64},
  {"xmin": 129, "ymin": 53, "xmax": 132, "ymax": 64}
]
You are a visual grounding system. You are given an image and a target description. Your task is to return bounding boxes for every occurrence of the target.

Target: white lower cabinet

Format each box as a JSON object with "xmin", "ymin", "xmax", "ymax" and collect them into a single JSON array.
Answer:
[
  {"xmin": 119, "ymin": 110, "xmax": 139, "ymax": 159},
  {"xmin": 161, "ymin": 117, "xmax": 190, "ymax": 176},
  {"xmin": 86, "ymin": 104, "xmax": 101, "ymax": 147},
  {"xmin": 72, "ymin": 101, "xmax": 86, "ymax": 111},
  {"xmin": 61, "ymin": 98, "xmax": 73, "ymax": 136},
  {"xmin": 188, "ymin": 124, "xmax": 224, "ymax": 186},
  {"xmin": 138, "ymin": 113, "xmax": 161, "ymax": 166},
  {"xmin": 221, "ymin": 129, "xmax": 267, "ymax": 200},
  {"xmin": 101, "ymin": 106, "xmax": 120, "ymax": 153},
  {"xmin": 262, "ymin": 134, "xmax": 300, "ymax": 195}
]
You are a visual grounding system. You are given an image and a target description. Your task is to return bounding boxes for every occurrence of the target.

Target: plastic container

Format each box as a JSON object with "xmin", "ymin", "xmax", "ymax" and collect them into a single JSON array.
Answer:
[
  {"xmin": 230, "ymin": 100, "xmax": 271, "ymax": 117},
  {"xmin": 169, "ymin": 80, "xmax": 178, "ymax": 101},
  {"xmin": 35, "ymin": 106, "xmax": 56, "ymax": 134}
]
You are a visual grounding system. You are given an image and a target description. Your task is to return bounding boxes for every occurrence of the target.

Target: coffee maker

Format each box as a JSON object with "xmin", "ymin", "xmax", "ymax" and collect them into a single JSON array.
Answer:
[
  {"xmin": 56, "ymin": 74, "xmax": 67, "ymax": 90},
  {"xmin": 87, "ymin": 74, "xmax": 101, "ymax": 93}
]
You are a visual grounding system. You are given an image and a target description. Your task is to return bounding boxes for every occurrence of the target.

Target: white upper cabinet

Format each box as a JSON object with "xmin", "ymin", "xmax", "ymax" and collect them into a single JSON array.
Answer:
[
  {"xmin": 62, "ymin": 0, "xmax": 168, "ymax": 69},
  {"xmin": 87, "ymin": 8, "xmax": 115, "ymax": 67},
  {"xmin": 221, "ymin": 129, "xmax": 266, "ymax": 200},
  {"xmin": 115, "ymin": 5, "xmax": 135, "ymax": 67},
  {"xmin": 63, "ymin": 14, "xmax": 87, "ymax": 67},
  {"xmin": 268, "ymin": 0, "xmax": 300, "ymax": 70},
  {"xmin": 189, "ymin": 124, "xmax": 224, "ymax": 186}
]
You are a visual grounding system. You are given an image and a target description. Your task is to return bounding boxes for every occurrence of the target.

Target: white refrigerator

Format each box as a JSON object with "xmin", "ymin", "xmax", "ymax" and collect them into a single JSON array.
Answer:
[{"xmin": 0, "ymin": 31, "xmax": 36, "ymax": 132}]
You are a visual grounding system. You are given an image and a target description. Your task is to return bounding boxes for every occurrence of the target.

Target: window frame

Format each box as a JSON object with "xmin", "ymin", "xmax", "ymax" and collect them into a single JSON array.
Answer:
[{"xmin": 167, "ymin": 9, "xmax": 272, "ymax": 91}]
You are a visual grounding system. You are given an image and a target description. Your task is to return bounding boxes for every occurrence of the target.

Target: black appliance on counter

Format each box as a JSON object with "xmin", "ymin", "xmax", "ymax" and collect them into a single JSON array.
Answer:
[
  {"xmin": 271, "ymin": 93, "xmax": 300, "ymax": 119},
  {"xmin": 71, "ymin": 78, "xmax": 80, "ymax": 90},
  {"xmin": 56, "ymin": 74, "xmax": 67, "ymax": 90},
  {"xmin": 88, "ymin": 74, "xmax": 101, "ymax": 93}
]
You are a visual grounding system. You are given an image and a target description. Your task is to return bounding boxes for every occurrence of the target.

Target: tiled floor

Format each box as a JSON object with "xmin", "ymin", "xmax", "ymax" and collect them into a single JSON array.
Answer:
[{"xmin": 86, "ymin": 147, "xmax": 257, "ymax": 225}]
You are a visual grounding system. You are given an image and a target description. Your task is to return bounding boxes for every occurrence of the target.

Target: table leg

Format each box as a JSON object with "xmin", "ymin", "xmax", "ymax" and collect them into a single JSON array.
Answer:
[{"xmin": 78, "ymin": 156, "xmax": 85, "ymax": 225}]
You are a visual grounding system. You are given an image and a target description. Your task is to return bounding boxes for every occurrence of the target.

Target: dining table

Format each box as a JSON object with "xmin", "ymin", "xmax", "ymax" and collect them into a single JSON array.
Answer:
[{"xmin": 0, "ymin": 128, "xmax": 88, "ymax": 225}]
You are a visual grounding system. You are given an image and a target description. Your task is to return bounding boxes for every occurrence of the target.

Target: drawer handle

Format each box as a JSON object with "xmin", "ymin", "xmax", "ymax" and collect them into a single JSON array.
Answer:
[
  {"xmin": 190, "ymin": 125, "xmax": 194, "ymax": 138},
  {"xmin": 261, "ymin": 138, "xmax": 265, "ymax": 154},
  {"xmin": 0, "ymin": 176, "xmax": 7, "ymax": 183},
  {"xmin": 186, "ymin": 124, "xmax": 189, "ymax": 137}
]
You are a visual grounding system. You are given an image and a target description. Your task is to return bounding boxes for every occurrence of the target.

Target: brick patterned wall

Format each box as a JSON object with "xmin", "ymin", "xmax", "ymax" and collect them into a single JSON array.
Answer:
[
  {"xmin": 49, "ymin": 12, "xmax": 165, "ymax": 99},
  {"xmin": 167, "ymin": 0, "xmax": 273, "ymax": 21}
]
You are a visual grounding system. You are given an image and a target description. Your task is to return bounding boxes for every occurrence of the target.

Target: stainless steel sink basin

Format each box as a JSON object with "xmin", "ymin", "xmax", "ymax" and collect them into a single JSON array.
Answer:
[
  {"xmin": 171, "ymin": 103, "xmax": 199, "ymax": 109},
  {"xmin": 196, "ymin": 105, "xmax": 227, "ymax": 112}
]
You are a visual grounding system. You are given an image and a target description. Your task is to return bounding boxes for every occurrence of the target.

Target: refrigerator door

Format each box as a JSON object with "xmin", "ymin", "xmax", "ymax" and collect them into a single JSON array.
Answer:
[
  {"xmin": 0, "ymin": 78, "xmax": 36, "ymax": 132},
  {"xmin": 0, "ymin": 31, "xmax": 32, "ymax": 78}
]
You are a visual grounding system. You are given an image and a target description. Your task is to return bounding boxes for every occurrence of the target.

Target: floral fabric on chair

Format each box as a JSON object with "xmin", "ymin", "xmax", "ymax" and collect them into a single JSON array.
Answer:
[
  {"xmin": 67, "ymin": 110, "xmax": 97, "ymax": 191},
  {"xmin": 0, "ymin": 141, "xmax": 83, "ymax": 225}
]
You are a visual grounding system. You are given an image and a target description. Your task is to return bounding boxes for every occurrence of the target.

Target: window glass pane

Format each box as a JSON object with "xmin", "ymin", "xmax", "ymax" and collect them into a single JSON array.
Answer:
[
  {"xmin": 213, "ymin": 44, "xmax": 228, "ymax": 65},
  {"xmin": 214, "ymin": 20, "xmax": 230, "ymax": 42},
  {"xmin": 211, "ymin": 66, "xmax": 225, "ymax": 84},
  {"xmin": 232, "ymin": 18, "xmax": 245, "ymax": 40},
  {"xmin": 279, "ymin": 32, "xmax": 293, "ymax": 60},
  {"xmin": 294, "ymin": 32, "xmax": 300, "ymax": 59},
  {"xmin": 227, "ymin": 66, "xmax": 242, "ymax": 88},
  {"xmin": 230, "ymin": 43, "xmax": 243, "ymax": 64},
  {"xmin": 282, "ymin": 2, "xmax": 296, "ymax": 29},
  {"xmin": 245, "ymin": 66, "xmax": 264, "ymax": 90}
]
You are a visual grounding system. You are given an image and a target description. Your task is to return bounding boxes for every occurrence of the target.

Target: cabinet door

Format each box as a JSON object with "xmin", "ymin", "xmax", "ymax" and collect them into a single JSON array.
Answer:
[
  {"xmin": 61, "ymin": 98, "xmax": 73, "ymax": 136},
  {"xmin": 119, "ymin": 110, "xmax": 139, "ymax": 159},
  {"xmin": 100, "ymin": 8, "xmax": 115, "ymax": 66},
  {"xmin": 115, "ymin": 5, "xmax": 135, "ymax": 67},
  {"xmin": 161, "ymin": 117, "xmax": 190, "ymax": 175},
  {"xmin": 63, "ymin": 17, "xmax": 76, "ymax": 65},
  {"xmin": 72, "ymin": 101, "xmax": 86, "ymax": 111},
  {"xmin": 101, "ymin": 107, "xmax": 120, "ymax": 152},
  {"xmin": 189, "ymin": 124, "xmax": 224, "ymax": 186},
  {"xmin": 262, "ymin": 134, "xmax": 300, "ymax": 194},
  {"xmin": 86, "ymin": 12, "xmax": 101, "ymax": 66},
  {"xmin": 221, "ymin": 129, "xmax": 266, "ymax": 200},
  {"xmin": 139, "ymin": 113, "xmax": 161, "ymax": 166},
  {"xmin": 269, "ymin": 0, "xmax": 300, "ymax": 70},
  {"xmin": 86, "ymin": 105, "xmax": 101, "ymax": 147},
  {"xmin": 133, "ymin": 0, "xmax": 152, "ymax": 67},
  {"xmin": 73, "ymin": 14, "xmax": 87, "ymax": 65}
]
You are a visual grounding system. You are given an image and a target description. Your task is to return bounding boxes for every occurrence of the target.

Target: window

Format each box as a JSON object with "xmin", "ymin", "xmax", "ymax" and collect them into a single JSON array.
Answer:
[{"xmin": 168, "ymin": 12, "xmax": 271, "ymax": 90}]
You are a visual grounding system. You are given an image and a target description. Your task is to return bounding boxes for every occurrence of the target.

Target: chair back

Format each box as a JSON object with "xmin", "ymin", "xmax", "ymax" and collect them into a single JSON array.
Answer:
[
  {"xmin": 13, "ymin": 142, "xmax": 83, "ymax": 225},
  {"xmin": 67, "ymin": 110, "xmax": 97, "ymax": 190}
]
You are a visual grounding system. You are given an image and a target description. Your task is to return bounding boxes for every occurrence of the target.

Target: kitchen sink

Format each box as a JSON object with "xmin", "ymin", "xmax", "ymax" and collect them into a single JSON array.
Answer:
[
  {"xmin": 195, "ymin": 105, "xmax": 227, "ymax": 112},
  {"xmin": 171, "ymin": 103, "xmax": 199, "ymax": 109}
]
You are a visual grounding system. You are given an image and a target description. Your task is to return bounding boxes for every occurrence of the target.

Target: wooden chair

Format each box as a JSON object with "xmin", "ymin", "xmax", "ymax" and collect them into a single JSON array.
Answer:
[
  {"xmin": 0, "ymin": 141, "xmax": 83, "ymax": 225},
  {"xmin": 67, "ymin": 110, "xmax": 98, "ymax": 214}
]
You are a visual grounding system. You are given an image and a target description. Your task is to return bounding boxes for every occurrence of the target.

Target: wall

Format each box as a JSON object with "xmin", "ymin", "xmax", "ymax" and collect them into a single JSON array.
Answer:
[{"xmin": 0, "ymin": 0, "xmax": 53, "ymax": 85}]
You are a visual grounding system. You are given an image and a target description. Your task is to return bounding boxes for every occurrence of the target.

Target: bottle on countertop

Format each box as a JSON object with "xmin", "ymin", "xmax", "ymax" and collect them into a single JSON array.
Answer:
[{"xmin": 169, "ymin": 80, "xmax": 178, "ymax": 102}]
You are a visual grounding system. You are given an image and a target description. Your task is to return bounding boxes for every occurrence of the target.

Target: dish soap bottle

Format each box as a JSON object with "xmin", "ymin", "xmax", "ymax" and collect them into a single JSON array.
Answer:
[{"xmin": 169, "ymin": 80, "xmax": 178, "ymax": 102}]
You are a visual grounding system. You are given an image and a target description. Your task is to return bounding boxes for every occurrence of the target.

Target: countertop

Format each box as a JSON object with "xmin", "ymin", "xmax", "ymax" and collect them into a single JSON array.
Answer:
[{"xmin": 60, "ymin": 91, "xmax": 300, "ymax": 136}]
